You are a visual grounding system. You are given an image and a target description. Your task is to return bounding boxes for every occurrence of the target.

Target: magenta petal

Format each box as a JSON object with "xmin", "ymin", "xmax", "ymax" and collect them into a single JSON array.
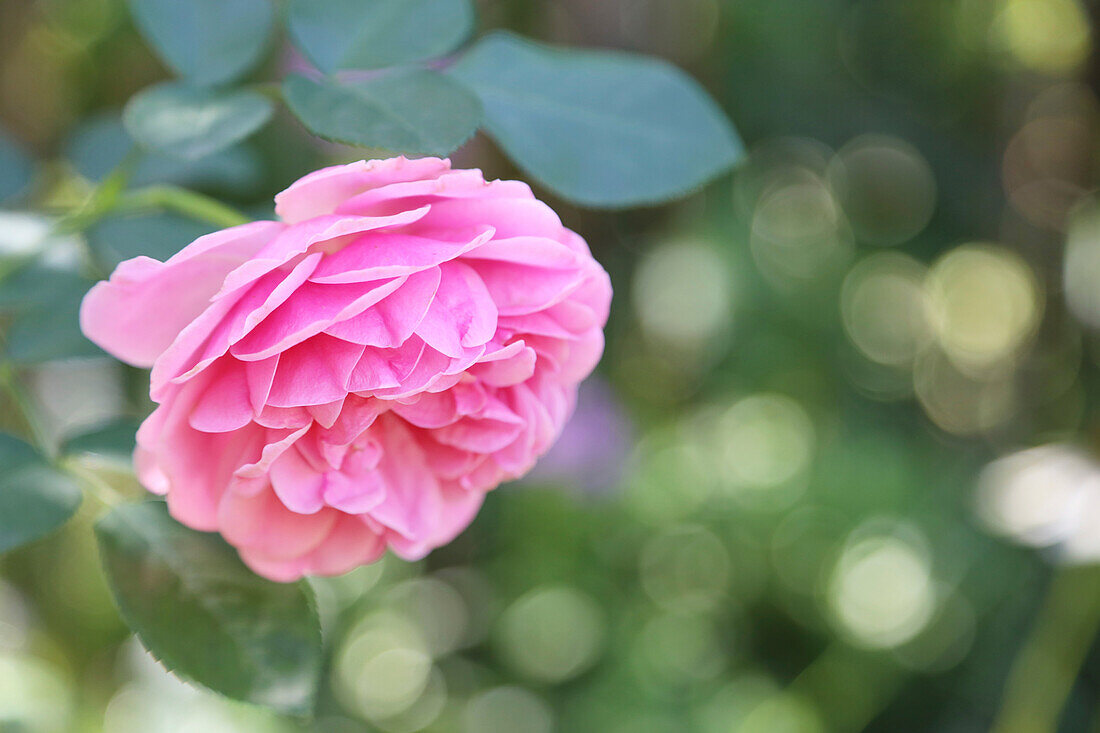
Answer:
[
  {"xmin": 188, "ymin": 361, "xmax": 253, "ymax": 433},
  {"xmin": 414, "ymin": 262, "xmax": 497, "ymax": 357},
  {"xmin": 230, "ymin": 277, "xmax": 404, "ymax": 360},
  {"xmin": 325, "ymin": 267, "xmax": 440, "ymax": 348},
  {"xmin": 309, "ymin": 227, "xmax": 493, "ymax": 284},
  {"xmin": 266, "ymin": 335, "xmax": 365, "ymax": 408},
  {"xmin": 269, "ymin": 446, "xmax": 326, "ymax": 514}
]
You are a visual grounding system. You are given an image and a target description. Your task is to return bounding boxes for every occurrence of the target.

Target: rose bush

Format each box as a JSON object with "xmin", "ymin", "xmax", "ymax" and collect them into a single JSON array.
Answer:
[{"xmin": 81, "ymin": 156, "xmax": 611, "ymax": 581}]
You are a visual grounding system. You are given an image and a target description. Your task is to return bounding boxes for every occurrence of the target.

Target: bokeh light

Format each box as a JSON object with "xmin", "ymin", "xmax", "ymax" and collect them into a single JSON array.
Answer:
[
  {"xmin": 978, "ymin": 444, "xmax": 1100, "ymax": 562},
  {"xmin": 1065, "ymin": 201, "xmax": 1100, "ymax": 329},
  {"xmin": 841, "ymin": 252, "xmax": 932, "ymax": 367},
  {"xmin": 994, "ymin": 0, "xmax": 1091, "ymax": 73},
  {"xmin": 827, "ymin": 135, "xmax": 936, "ymax": 247},
  {"xmin": 639, "ymin": 524, "xmax": 730, "ymax": 612},
  {"xmin": 925, "ymin": 244, "xmax": 1041, "ymax": 372},
  {"xmin": 496, "ymin": 586, "xmax": 604, "ymax": 684},
  {"xmin": 750, "ymin": 173, "xmax": 854, "ymax": 287},
  {"xmin": 632, "ymin": 237, "xmax": 734, "ymax": 355},
  {"xmin": 334, "ymin": 611, "xmax": 438, "ymax": 725},
  {"xmin": 827, "ymin": 527, "xmax": 936, "ymax": 649},
  {"xmin": 462, "ymin": 686, "xmax": 553, "ymax": 733},
  {"xmin": 712, "ymin": 393, "xmax": 816, "ymax": 505},
  {"xmin": 0, "ymin": 654, "xmax": 73, "ymax": 732}
]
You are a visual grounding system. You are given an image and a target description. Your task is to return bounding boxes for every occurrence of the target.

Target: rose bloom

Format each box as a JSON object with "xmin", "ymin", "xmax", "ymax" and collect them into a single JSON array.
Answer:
[{"xmin": 81, "ymin": 157, "xmax": 611, "ymax": 581}]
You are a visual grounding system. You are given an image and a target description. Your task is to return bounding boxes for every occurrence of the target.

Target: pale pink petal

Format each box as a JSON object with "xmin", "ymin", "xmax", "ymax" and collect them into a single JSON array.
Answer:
[
  {"xmin": 274, "ymin": 157, "xmax": 450, "ymax": 223},
  {"xmin": 266, "ymin": 335, "xmax": 365, "ymax": 408},
  {"xmin": 414, "ymin": 262, "xmax": 497, "ymax": 357},
  {"xmin": 325, "ymin": 268, "xmax": 440, "ymax": 348},
  {"xmin": 309, "ymin": 227, "xmax": 493, "ymax": 283},
  {"xmin": 80, "ymin": 221, "xmax": 281, "ymax": 367}
]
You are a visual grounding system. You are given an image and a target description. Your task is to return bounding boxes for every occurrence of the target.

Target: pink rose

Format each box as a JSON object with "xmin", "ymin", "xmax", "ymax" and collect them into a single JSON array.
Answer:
[{"xmin": 80, "ymin": 157, "xmax": 612, "ymax": 581}]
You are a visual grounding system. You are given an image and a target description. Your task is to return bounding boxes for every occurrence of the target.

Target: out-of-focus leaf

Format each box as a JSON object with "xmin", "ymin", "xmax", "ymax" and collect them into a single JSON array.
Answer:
[
  {"xmin": 0, "ymin": 129, "xmax": 34, "ymax": 204},
  {"xmin": 126, "ymin": 0, "xmax": 274, "ymax": 86},
  {"xmin": 65, "ymin": 114, "xmax": 265, "ymax": 196},
  {"xmin": 124, "ymin": 84, "xmax": 274, "ymax": 161},
  {"xmin": 95, "ymin": 501, "xmax": 323, "ymax": 716},
  {"xmin": 0, "ymin": 432, "xmax": 40, "ymax": 469},
  {"xmin": 449, "ymin": 32, "xmax": 743, "ymax": 208},
  {"xmin": 283, "ymin": 70, "xmax": 481, "ymax": 155},
  {"xmin": 0, "ymin": 433, "xmax": 83, "ymax": 554},
  {"xmin": 61, "ymin": 418, "xmax": 140, "ymax": 464},
  {"xmin": 5, "ymin": 301, "xmax": 103, "ymax": 363},
  {"xmin": 0, "ymin": 264, "xmax": 101, "ymax": 363},
  {"xmin": 287, "ymin": 0, "xmax": 474, "ymax": 72},
  {"xmin": 0, "ymin": 264, "xmax": 84, "ymax": 311},
  {"xmin": 87, "ymin": 212, "xmax": 217, "ymax": 270}
]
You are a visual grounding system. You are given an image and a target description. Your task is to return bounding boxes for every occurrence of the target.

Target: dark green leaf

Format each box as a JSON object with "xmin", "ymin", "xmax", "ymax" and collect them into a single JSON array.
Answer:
[
  {"xmin": 0, "ymin": 264, "xmax": 84, "ymax": 311},
  {"xmin": 124, "ymin": 84, "xmax": 274, "ymax": 161},
  {"xmin": 449, "ymin": 32, "xmax": 744, "ymax": 208},
  {"xmin": 127, "ymin": 0, "xmax": 274, "ymax": 86},
  {"xmin": 62, "ymin": 418, "xmax": 140, "ymax": 463},
  {"xmin": 6, "ymin": 302, "xmax": 103, "ymax": 364},
  {"xmin": 87, "ymin": 212, "xmax": 218, "ymax": 270},
  {"xmin": 65, "ymin": 114, "xmax": 265, "ymax": 196},
  {"xmin": 0, "ymin": 436, "xmax": 83, "ymax": 554},
  {"xmin": 0, "ymin": 129, "xmax": 34, "ymax": 204},
  {"xmin": 287, "ymin": 0, "xmax": 474, "ymax": 72},
  {"xmin": 0, "ymin": 432, "xmax": 40, "ymax": 470},
  {"xmin": 95, "ymin": 501, "xmax": 322, "ymax": 716},
  {"xmin": 0, "ymin": 265, "xmax": 101, "ymax": 364},
  {"xmin": 283, "ymin": 70, "xmax": 481, "ymax": 155}
]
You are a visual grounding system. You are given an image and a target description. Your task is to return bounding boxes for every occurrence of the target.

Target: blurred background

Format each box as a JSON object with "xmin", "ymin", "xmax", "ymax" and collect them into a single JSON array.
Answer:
[{"xmin": 3, "ymin": 0, "xmax": 1100, "ymax": 730}]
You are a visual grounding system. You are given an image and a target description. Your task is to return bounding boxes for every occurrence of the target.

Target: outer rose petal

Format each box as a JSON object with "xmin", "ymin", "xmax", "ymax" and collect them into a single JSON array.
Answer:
[
  {"xmin": 80, "ymin": 221, "xmax": 282, "ymax": 367},
  {"xmin": 84, "ymin": 156, "xmax": 613, "ymax": 582}
]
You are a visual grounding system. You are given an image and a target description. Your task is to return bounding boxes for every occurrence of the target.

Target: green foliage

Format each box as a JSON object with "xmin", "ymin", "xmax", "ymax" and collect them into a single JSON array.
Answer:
[
  {"xmin": 0, "ymin": 265, "xmax": 101, "ymax": 364},
  {"xmin": 0, "ymin": 434, "xmax": 82, "ymax": 554},
  {"xmin": 449, "ymin": 32, "xmax": 743, "ymax": 207},
  {"xmin": 123, "ymin": 84, "xmax": 274, "ymax": 161},
  {"xmin": 0, "ymin": 129, "xmax": 33, "ymax": 204},
  {"xmin": 283, "ymin": 70, "xmax": 482, "ymax": 155},
  {"xmin": 95, "ymin": 501, "xmax": 323, "ymax": 716},
  {"xmin": 126, "ymin": 0, "xmax": 274, "ymax": 86},
  {"xmin": 61, "ymin": 418, "xmax": 141, "ymax": 463},
  {"xmin": 87, "ymin": 212, "xmax": 217, "ymax": 270},
  {"xmin": 117, "ymin": 0, "xmax": 741, "ymax": 209},
  {"xmin": 65, "ymin": 115, "xmax": 265, "ymax": 196},
  {"xmin": 287, "ymin": 0, "xmax": 474, "ymax": 72}
]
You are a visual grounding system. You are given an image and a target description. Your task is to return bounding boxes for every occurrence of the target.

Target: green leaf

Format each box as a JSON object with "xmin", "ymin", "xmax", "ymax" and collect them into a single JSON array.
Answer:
[
  {"xmin": 0, "ymin": 432, "xmax": 40, "ymax": 470},
  {"xmin": 448, "ymin": 32, "xmax": 744, "ymax": 208},
  {"xmin": 0, "ymin": 265, "xmax": 101, "ymax": 364},
  {"xmin": 127, "ymin": 0, "xmax": 274, "ymax": 86},
  {"xmin": 287, "ymin": 0, "xmax": 474, "ymax": 72},
  {"xmin": 65, "ymin": 114, "xmax": 265, "ymax": 196},
  {"xmin": 87, "ymin": 212, "xmax": 218, "ymax": 270},
  {"xmin": 0, "ymin": 129, "xmax": 33, "ymax": 204},
  {"xmin": 62, "ymin": 418, "xmax": 140, "ymax": 464},
  {"xmin": 283, "ymin": 70, "xmax": 481, "ymax": 155},
  {"xmin": 124, "ymin": 84, "xmax": 274, "ymax": 161},
  {"xmin": 95, "ymin": 501, "xmax": 323, "ymax": 716},
  {"xmin": 0, "ymin": 434, "xmax": 83, "ymax": 554}
]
